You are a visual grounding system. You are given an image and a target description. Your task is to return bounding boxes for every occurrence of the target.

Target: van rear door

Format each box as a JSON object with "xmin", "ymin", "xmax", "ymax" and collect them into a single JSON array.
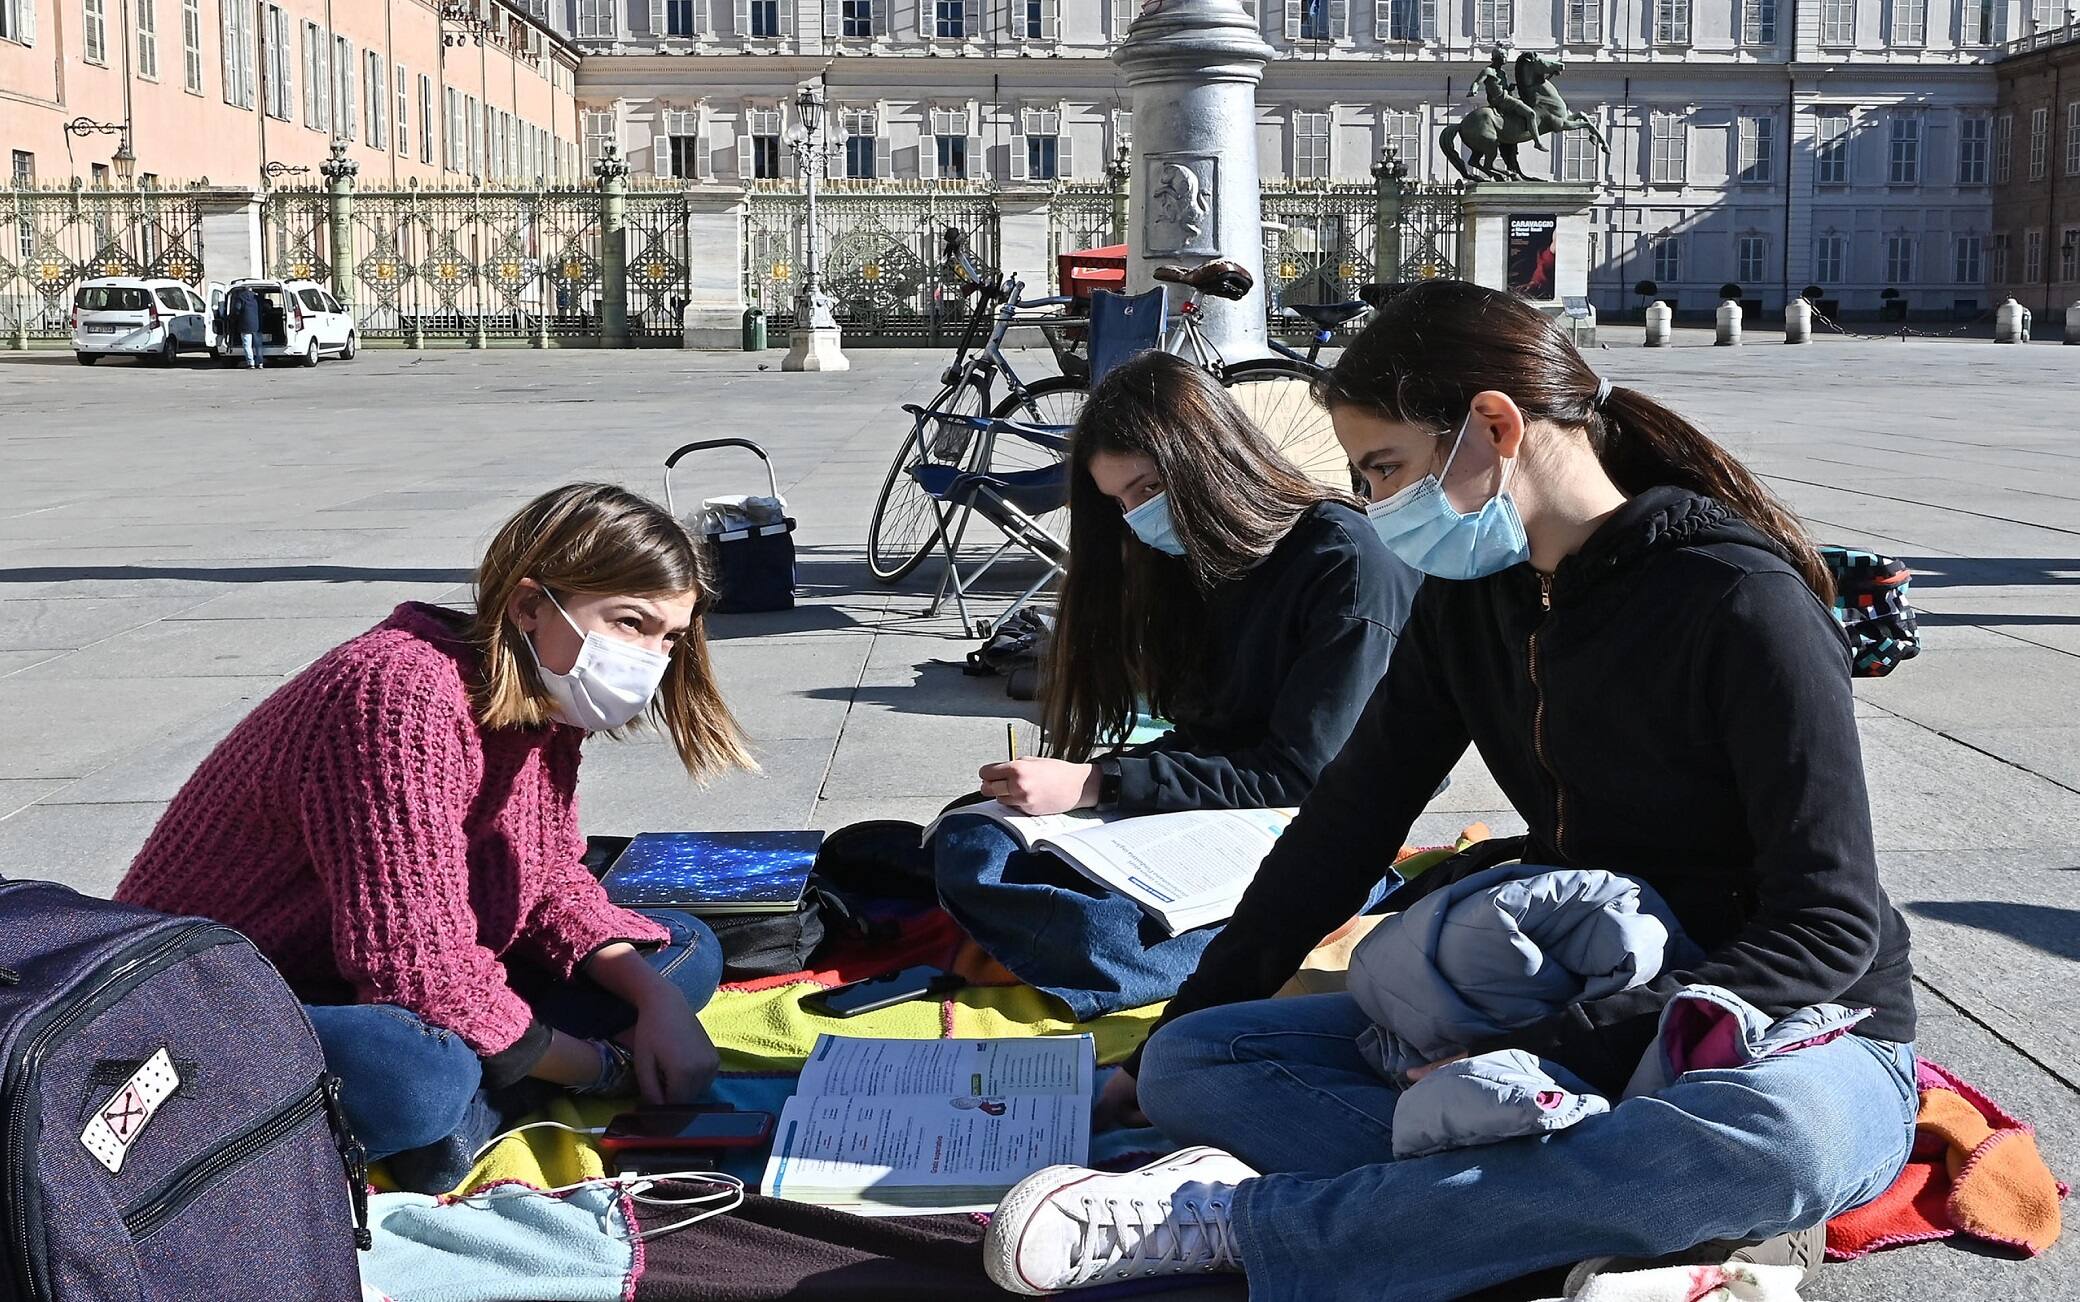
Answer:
[{"xmin": 74, "ymin": 285, "xmax": 153, "ymax": 340}]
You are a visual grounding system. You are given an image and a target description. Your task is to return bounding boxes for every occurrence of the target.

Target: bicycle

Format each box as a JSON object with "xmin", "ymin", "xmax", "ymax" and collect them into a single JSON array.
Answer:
[{"xmin": 865, "ymin": 246, "xmax": 1090, "ymax": 585}]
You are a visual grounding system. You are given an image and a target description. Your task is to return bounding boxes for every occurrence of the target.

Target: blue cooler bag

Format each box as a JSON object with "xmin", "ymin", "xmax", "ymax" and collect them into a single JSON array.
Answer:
[
  {"xmin": 666, "ymin": 438, "xmax": 798, "ymax": 615},
  {"xmin": 0, "ymin": 879, "xmax": 368, "ymax": 1302}
]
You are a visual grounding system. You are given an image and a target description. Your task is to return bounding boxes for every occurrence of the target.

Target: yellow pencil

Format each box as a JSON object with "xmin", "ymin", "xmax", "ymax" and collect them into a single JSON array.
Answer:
[{"xmin": 1007, "ymin": 722, "xmax": 1018, "ymax": 762}]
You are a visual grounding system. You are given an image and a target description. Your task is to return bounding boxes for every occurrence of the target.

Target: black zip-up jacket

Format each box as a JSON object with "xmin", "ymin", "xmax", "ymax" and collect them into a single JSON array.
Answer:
[
  {"xmin": 1131, "ymin": 487, "xmax": 1915, "ymax": 1093},
  {"xmin": 1112, "ymin": 501, "xmax": 1421, "ymax": 813}
]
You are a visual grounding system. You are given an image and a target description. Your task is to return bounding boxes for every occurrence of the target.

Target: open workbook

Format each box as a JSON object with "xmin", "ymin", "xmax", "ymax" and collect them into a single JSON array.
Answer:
[
  {"xmin": 761, "ymin": 1035, "xmax": 1095, "ymax": 1215},
  {"xmin": 922, "ymin": 800, "xmax": 1296, "ymax": 934}
]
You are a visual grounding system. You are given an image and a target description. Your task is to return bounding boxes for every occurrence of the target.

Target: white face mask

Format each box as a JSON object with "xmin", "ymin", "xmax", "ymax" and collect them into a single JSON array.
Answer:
[{"xmin": 521, "ymin": 588, "xmax": 672, "ymax": 732}]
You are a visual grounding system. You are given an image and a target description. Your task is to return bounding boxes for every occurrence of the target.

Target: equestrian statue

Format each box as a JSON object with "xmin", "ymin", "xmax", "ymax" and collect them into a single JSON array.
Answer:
[{"xmin": 1440, "ymin": 47, "xmax": 1609, "ymax": 182}]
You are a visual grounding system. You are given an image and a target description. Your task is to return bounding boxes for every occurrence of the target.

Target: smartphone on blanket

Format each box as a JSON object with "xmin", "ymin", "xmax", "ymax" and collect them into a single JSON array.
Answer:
[
  {"xmin": 599, "ymin": 1106, "xmax": 776, "ymax": 1153},
  {"xmin": 800, "ymin": 965, "xmax": 964, "ymax": 1018}
]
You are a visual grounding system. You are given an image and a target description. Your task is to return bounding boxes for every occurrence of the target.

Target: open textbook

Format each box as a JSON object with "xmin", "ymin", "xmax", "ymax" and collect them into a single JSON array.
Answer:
[
  {"xmin": 923, "ymin": 800, "xmax": 1296, "ymax": 934},
  {"xmin": 761, "ymin": 1035, "xmax": 1094, "ymax": 1215}
]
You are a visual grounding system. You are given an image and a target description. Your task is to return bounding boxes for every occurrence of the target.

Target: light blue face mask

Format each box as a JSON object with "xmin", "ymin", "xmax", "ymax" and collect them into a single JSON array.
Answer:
[
  {"xmin": 1122, "ymin": 491, "xmax": 1187, "ymax": 557},
  {"xmin": 1364, "ymin": 412, "xmax": 1531, "ymax": 580}
]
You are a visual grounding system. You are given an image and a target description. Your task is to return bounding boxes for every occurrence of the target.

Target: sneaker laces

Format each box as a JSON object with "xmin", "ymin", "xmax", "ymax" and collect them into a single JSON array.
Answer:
[{"xmin": 1067, "ymin": 1186, "xmax": 1239, "ymax": 1285}]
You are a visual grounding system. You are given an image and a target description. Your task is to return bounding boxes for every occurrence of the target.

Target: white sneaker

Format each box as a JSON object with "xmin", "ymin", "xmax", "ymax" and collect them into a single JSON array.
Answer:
[{"xmin": 985, "ymin": 1146, "xmax": 1257, "ymax": 1295}]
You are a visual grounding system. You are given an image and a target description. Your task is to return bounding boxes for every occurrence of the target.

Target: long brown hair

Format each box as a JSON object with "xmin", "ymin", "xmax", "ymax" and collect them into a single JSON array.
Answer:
[
  {"xmin": 1043, "ymin": 351, "xmax": 1354, "ymax": 761},
  {"xmin": 1316, "ymin": 280, "xmax": 1831, "ymax": 598},
  {"xmin": 470, "ymin": 483, "xmax": 753, "ymax": 781}
]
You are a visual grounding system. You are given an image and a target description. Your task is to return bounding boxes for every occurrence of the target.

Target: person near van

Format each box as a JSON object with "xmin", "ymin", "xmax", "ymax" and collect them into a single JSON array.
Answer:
[
  {"xmin": 931, "ymin": 350, "xmax": 1420, "ymax": 1020},
  {"xmin": 983, "ymin": 280, "xmax": 1917, "ymax": 1300},
  {"xmin": 229, "ymin": 284, "xmax": 262, "ymax": 369},
  {"xmin": 117, "ymin": 484, "xmax": 752, "ymax": 1192}
]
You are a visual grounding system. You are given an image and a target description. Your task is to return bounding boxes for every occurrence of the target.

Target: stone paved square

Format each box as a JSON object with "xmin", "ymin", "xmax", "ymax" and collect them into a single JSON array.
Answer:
[{"xmin": 1, "ymin": 338, "xmax": 2074, "ymax": 1299}]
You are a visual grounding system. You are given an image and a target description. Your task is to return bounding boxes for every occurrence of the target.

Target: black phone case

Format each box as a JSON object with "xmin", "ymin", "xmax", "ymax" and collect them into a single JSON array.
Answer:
[{"xmin": 802, "ymin": 969, "xmax": 960, "ymax": 1017}]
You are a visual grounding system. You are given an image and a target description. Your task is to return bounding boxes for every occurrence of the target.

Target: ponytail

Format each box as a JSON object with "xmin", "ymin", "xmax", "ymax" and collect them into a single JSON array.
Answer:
[
  {"xmin": 1318, "ymin": 280, "xmax": 1832, "ymax": 602},
  {"xmin": 1593, "ymin": 386, "xmax": 1833, "ymax": 600}
]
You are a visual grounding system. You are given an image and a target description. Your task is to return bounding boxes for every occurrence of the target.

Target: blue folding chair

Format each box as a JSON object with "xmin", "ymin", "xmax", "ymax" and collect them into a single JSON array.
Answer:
[
  {"xmin": 910, "ymin": 287, "xmax": 1168, "ymax": 635},
  {"xmin": 1085, "ymin": 286, "xmax": 1166, "ymax": 386}
]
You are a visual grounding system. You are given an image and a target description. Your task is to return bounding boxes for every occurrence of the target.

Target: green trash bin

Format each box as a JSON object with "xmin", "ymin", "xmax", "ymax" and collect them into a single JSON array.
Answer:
[{"xmin": 742, "ymin": 307, "xmax": 766, "ymax": 351}]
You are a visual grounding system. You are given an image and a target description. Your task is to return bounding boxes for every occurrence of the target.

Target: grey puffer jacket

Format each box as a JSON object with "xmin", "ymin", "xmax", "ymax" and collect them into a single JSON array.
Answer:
[{"xmin": 1349, "ymin": 864, "xmax": 1701, "ymax": 1080}]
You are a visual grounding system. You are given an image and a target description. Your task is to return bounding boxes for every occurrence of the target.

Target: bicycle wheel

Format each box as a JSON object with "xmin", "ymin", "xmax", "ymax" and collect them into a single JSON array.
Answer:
[
  {"xmin": 867, "ymin": 378, "xmax": 989, "ymax": 584},
  {"xmin": 1219, "ymin": 358, "xmax": 1351, "ymax": 490},
  {"xmin": 988, "ymin": 374, "xmax": 1088, "ymax": 475}
]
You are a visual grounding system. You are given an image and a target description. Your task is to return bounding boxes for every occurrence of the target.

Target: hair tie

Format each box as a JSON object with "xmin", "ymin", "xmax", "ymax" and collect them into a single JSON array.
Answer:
[{"xmin": 1592, "ymin": 376, "xmax": 1614, "ymax": 410}]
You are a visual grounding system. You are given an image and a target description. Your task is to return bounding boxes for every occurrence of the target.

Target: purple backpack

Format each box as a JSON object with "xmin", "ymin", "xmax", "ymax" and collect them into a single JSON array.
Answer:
[{"xmin": 0, "ymin": 880, "xmax": 369, "ymax": 1302}]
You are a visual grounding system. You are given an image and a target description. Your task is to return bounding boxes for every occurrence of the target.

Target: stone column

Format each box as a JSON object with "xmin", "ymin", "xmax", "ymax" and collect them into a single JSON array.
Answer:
[
  {"xmin": 1372, "ymin": 148, "xmax": 1406, "ymax": 285},
  {"xmin": 682, "ymin": 184, "xmax": 751, "ymax": 350},
  {"xmin": 1114, "ymin": 0, "xmax": 1274, "ymax": 362},
  {"xmin": 191, "ymin": 188, "xmax": 265, "ymax": 288},
  {"xmin": 320, "ymin": 142, "xmax": 359, "ymax": 310},
  {"xmin": 597, "ymin": 142, "xmax": 630, "ymax": 348}
]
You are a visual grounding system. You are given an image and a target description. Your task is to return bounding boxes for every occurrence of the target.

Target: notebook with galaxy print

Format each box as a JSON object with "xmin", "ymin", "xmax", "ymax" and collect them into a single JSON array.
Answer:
[{"xmin": 601, "ymin": 831, "xmax": 824, "ymax": 914}]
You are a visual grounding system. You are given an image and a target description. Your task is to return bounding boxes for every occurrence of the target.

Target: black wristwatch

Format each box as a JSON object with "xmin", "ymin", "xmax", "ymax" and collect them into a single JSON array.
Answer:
[{"xmin": 1093, "ymin": 757, "xmax": 1123, "ymax": 811}]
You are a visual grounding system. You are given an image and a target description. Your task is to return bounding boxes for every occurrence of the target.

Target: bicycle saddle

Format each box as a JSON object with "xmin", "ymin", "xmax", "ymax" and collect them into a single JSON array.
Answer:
[
  {"xmin": 1287, "ymin": 301, "xmax": 1371, "ymax": 330},
  {"xmin": 1152, "ymin": 260, "xmax": 1255, "ymax": 301}
]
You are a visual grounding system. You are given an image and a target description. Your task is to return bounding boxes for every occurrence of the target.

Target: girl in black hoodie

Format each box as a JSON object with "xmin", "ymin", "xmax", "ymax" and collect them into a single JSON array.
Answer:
[{"xmin": 982, "ymin": 280, "xmax": 1919, "ymax": 1300}]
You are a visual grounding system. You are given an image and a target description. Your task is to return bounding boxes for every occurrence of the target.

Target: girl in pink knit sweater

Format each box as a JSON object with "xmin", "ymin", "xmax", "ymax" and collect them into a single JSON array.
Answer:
[{"xmin": 118, "ymin": 483, "xmax": 753, "ymax": 1191}]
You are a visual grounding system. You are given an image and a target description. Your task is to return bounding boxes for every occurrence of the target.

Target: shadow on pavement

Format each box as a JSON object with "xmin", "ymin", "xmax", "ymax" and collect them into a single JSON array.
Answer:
[
  {"xmin": 1904, "ymin": 900, "xmax": 2080, "ymax": 962},
  {"xmin": 0, "ymin": 563, "xmax": 472, "ymax": 586},
  {"xmin": 1899, "ymin": 558, "xmax": 2080, "ymax": 590}
]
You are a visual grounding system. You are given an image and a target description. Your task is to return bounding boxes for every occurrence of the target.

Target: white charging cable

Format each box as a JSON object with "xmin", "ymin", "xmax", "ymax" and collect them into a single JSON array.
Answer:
[{"xmin": 454, "ymin": 1119, "xmax": 749, "ymax": 1241}]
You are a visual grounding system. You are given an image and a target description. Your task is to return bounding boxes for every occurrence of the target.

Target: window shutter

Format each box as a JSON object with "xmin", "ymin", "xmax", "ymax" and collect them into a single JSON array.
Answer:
[
  {"xmin": 19, "ymin": 0, "xmax": 34, "ymax": 44},
  {"xmin": 782, "ymin": 134, "xmax": 798, "ymax": 178},
  {"xmin": 1284, "ymin": 0, "xmax": 1301, "ymax": 38},
  {"xmin": 735, "ymin": 0, "xmax": 751, "ymax": 35},
  {"xmin": 1009, "ymin": 111, "xmax": 1028, "ymax": 180},
  {"xmin": 1330, "ymin": 0, "xmax": 1348, "ymax": 36},
  {"xmin": 1113, "ymin": 0, "xmax": 1134, "ymax": 37},
  {"xmin": 650, "ymin": 0, "xmax": 666, "ymax": 30},
  {"xmin": 1058, "ymin": 122, "xmax": 1074, "ymax": 178},
  {"xmin": 1374, "ymin": 0, "xmax": 1392, "ymax": 35},
  {"xmin": 696, "ymin": 115, "xmax": 712, "ymax": 179},
  {"xmin": 963, "ymin": 0, "xmax": 980, "ymax": 36},
  {"xmin": 874, "ymin": 135, "xmax": 891, "ymax": 178},
  {"xmin": 738, "ymin": 127, "xmax": 753, "ymax": 180},
  {"xmin": 967, "ymin": 131, "xmax": 984, "ymax": 180},
  {"xmin": 653, "ymin": 131, "xmax": 672, "ymax": 176},
  {"xmin": 825, "ymin": 0, "xmax": 841, "ymax": 36},
  {"xmin": 873, "ymin": 0, "xmax": 888, "ymax": 33},
  {"xmin": 220, "ymin": 2, "xmax": 237, "ymax": 98},
  {"xmin": 919, "ymin": 131, "xmax": 937, "ymax": 179},
  {"xmin": 1044, "ymin": 0, "xmax": 1060, "ymax": 37},
  {"xmin": 780, "ymin": 0, "xmax": 795, "ymax": 35}
]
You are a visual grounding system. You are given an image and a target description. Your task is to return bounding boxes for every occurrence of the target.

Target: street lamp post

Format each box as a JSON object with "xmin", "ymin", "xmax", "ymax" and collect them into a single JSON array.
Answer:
[
  {"xmin": 782, "ymin": 79, "xmax": 848, "ymax": 372},
  {"xmin": 63, "ymin": 118, "xmax": 133, "ymax": 186}
]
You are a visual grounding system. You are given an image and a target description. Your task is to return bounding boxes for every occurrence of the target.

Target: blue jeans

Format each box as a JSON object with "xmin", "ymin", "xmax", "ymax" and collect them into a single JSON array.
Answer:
[
  {"xmin": 240, "ymin": 330, "xmax": 260, "ymax": 367},
  {"xmin": 1140, "ymin": 993, "xmax": 1918, "ymax": 1302},
  {"xmin": 306, "ymin": 910, "xmax": 724, "ymax": 1176},
  {"xmin": 933, "ymin": 814, "xmax": 1229, "ymax": 1021}
]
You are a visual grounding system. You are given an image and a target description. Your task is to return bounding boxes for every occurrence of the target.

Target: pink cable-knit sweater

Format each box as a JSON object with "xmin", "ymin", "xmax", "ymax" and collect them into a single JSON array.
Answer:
[{"xmin": 116, "ymin": 602, "xmax": 668, "ymax": 1056}]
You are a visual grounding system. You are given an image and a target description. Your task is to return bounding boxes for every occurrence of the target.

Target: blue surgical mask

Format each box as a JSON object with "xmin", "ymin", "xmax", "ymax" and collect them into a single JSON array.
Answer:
[
  {"xmin": 1364, "ymin": 413, "xmax": 1531, "ymax": 580},
  {"xmin": 1121, "ymin": 491, "xmax": 1187, "ymax": 557}
]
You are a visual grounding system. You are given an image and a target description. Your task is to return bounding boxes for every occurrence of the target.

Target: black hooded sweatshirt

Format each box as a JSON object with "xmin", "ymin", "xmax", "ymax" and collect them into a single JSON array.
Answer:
[{"xmin": 1130, "ymin": 486, "xmax": 1915, "ymax": 1093}]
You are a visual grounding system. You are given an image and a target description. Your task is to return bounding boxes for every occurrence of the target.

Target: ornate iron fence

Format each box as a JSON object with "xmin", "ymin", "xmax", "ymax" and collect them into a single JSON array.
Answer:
[
  {"xmin": 0, "ymin": 185, "xmax": 208, "ymax": 342},
  {"xmin": 1396, "ymin": 182, "xmax": 1466, "ymax": 284},
  {"xmin": 264, "ymin": 183, "xmax": 623, "ymax": 344},
  {"xmin": 624, "ymin": 191, "xmax": 692, "ymax": 340},
  {"xmin": 742, "ymin": 183, "xmax": 1000, "ymax": 343},
  {"xmin": 1046, "ymin": 184, "xmax": 1122, "ymax": 265}
]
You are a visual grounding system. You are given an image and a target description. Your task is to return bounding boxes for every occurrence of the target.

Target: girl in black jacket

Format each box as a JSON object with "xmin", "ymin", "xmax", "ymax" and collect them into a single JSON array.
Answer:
[
  {"xmin": 982, "ymin": 280, "xmax": 1918, "ymax": 1300},
  {"xmin": 932, "ymin": 351, "xmax": 1419, "ymax": 1019}
]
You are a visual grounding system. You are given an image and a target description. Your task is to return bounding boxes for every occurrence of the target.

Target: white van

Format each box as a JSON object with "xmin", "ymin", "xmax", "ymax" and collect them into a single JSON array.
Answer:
[
  {"xmin": 213, "ymin": 279, "xmax": 359, "ymax": 367},
  {"xmin": 71, "ymin": 278, "xmax": 224, "ymax": 365}
]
